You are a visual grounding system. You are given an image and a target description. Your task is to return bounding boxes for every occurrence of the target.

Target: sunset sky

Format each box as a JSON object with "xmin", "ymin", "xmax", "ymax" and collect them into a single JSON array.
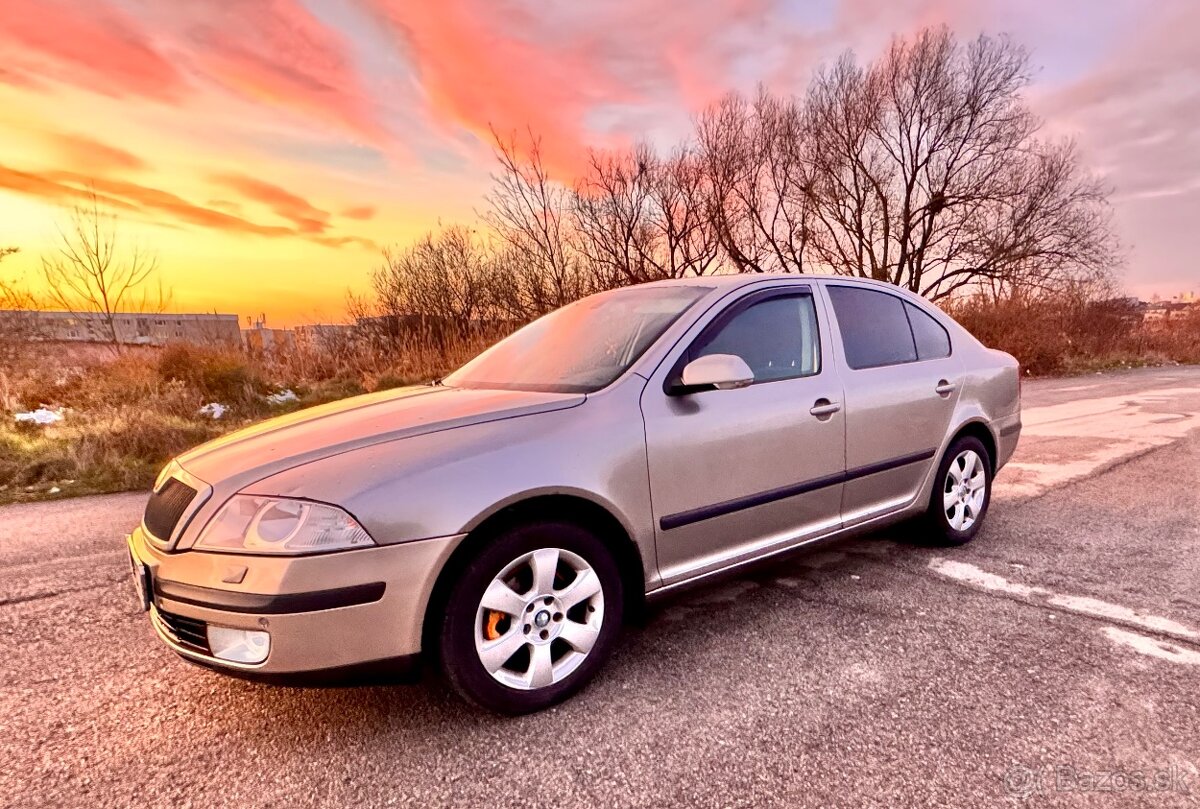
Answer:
[{"xmin": 0, "ymin": 0, "xmax": 1196, "ymax": 326}]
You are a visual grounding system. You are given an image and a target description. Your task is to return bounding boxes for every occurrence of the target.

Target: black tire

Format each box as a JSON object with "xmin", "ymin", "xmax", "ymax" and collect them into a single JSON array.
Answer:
[
  {"xmin": 437, "ymin": 520, "xmax": 623, "ymax": 715},
  {"xmin": 924, "ymin": 435, "xmax": 993, "ymax": 546}
]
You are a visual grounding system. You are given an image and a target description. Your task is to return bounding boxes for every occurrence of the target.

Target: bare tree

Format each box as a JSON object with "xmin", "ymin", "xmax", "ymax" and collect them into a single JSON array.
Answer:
[
  {"xmin": 800, "ymin": 27, "xmax": 1117, "ymax": 299},
  {"xmin": 573, "ymin": 143, "xmax": 721, "ymax": 285},
  {"xmin": 41, "ymin": 192, "xmax": 166, "ymax": 350},
  {"xmin": 0, "ymin": 248, "xmax": 39, "ymax": 347},
  {"xmin": 483, "ymin": 128, "xmax": 592, "ymax": 318},
  {"xmin": 0, "ymin": 247, "xmax": 44, "ymax": 407},
  {"xmin": 697, "ymin": 89, "xmax": 816, "ymax": 274},
  {"xmin": 354, "ymin": 224, "xmax": 503, "ymax": 356}
]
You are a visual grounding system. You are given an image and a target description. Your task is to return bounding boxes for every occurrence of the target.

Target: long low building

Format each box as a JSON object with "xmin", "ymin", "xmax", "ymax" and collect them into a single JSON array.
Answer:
[{"xmin": 0, "ymin": 310, "xmax": 242, "ymax": 346}]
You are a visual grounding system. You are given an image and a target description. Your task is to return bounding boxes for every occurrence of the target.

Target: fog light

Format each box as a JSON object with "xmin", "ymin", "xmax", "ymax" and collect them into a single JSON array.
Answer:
[{"xmin": 207, "ymin": 625, "xmax": 270, "ymax": 664}]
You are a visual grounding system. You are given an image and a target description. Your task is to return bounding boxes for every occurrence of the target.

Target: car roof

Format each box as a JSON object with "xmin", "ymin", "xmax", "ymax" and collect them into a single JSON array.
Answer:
[{"xmin": 634, "ymin": 272, "xmax": 912, "ymax": 295}]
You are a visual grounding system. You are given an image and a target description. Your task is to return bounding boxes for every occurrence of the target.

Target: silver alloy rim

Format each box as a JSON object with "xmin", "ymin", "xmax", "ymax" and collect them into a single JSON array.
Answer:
[
  {"xmin": 474, "ymin": 547, "xmax": 605, "ymax": 690},
  {"xmin": 943, "ymin": 449, "xmax": 987, "ymax": 532}
]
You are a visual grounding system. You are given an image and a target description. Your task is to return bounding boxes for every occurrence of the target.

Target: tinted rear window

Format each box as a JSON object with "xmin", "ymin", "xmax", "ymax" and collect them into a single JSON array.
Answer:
[
  {"xmin": 905, "ymin": 302, "xmax": 951, "ymax": 360},
  {"xmin": 827, "ymin": 285, "xmax": 917, "ymax": 370}
]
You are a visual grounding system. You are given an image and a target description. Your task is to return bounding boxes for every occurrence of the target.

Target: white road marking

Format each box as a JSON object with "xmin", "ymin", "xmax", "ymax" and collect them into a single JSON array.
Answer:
[
  {"xmin": 928, "ymin": 559, "xmax": 1200, "ymax": 665},
  {"xmin": 1102, "ymin": 627, "xmax": 1200, "ymax": 666},
  {"xmin": 927, "ymin": 559, "xmax": 1042, "ymax": 598},
  {"xmin": 999, "ymin": 384, "xmax": 1200, "ymax": 497},
  {"xmin": 1047, "ymin": 595, "xmax": 1199, "ymax": 640}
]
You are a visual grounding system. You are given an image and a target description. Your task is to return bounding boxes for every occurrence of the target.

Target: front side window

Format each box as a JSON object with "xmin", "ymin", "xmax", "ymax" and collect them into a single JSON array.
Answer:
[
  {"xmin": 444, "ymin": 285, "xmax": 709, "ymax": 393},
  {"xmin": 691, "ymin": 293, "xmax": 822, "ymax": 383},
  {"xmin": 826, "ymin": 285, "xmax": 918, "ymax": 370}
]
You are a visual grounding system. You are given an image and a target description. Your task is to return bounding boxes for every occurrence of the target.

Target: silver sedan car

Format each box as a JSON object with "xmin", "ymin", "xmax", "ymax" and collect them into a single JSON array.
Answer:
[{"xmin": 127, "ymin": 275, "xmax": 1021, "ymax": 713}]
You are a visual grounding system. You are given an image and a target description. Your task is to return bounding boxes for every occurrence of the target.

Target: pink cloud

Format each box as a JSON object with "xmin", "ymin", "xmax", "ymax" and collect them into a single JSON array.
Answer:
[
  {"xmin": 0, "ymin": 0, "xmax": 185, "ymax": 100},
  {"xmin": 174, "ymin": 0, "xmax": 387, "ymax": 144},
  {"xmin": 365, "ymin": 0, "xmax": 631, "ymax": 177},
  {"xmin": 361, "ymin": 0, "xmax": 792, "ymax": 178},
  {"xmin": 0, "ymin": 0, "xmax": 386, "ymax": 146}
]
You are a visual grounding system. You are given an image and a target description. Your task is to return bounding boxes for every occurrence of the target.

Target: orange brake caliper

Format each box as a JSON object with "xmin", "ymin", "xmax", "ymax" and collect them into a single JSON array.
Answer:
[{"xmin": 484, "ymin": 610, "xmax": 504, "ymax": 641}]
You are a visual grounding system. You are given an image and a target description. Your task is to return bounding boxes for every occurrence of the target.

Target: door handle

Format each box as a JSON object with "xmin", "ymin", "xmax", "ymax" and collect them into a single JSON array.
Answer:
[
  {"xmin": 809, "ymin": 398, "xmax": 841, "ymax": 418},
  {"xmin": 935, "ymin": 379, "xmax": 957, "ymax": 396}
]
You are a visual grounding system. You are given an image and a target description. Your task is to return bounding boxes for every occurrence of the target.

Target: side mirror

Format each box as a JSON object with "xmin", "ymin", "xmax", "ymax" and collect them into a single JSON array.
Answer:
[{"xmin": 678, "ymin": 354, "xmax": 754, "ymax": 392}]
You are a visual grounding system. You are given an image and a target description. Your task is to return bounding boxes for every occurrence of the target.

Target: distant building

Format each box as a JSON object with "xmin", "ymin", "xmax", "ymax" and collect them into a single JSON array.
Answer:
[
  {"xmin": 2, "ymin": 310, "xmax": 241, "ymax": 346},
  {"xmin": 1142, "ymin": 301, "xmax": 1195, "ymax": 323},
  {"xmin": 294, "ymin": 323, "xmax": 355, "ymax": 349},
  {"xmin": 1138, "ymin": 290, "xmax": 1199, "ymax": 325},
  {"xmin": 242, "ymin": 316, "xmax": 296, "ymax": 353}
]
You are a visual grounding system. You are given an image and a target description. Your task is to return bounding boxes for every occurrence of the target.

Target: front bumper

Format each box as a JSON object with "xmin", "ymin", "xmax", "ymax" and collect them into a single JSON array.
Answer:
[{"xmin": 128, "ymin": 525, "xmax": 464, "ymax": 675}]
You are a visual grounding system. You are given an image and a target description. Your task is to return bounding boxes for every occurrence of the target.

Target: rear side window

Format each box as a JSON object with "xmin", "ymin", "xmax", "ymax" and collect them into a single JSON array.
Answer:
[
  {"xmin": 905, "ymin": 302, "xmax": 951, "ymax": 360},
  {"xmin": 693, "ymin": 293, "xmax": 821, "ymax": 382},
  {"xmin": 827, "ymin": 286, "xmax": 917, "ymax": 370}
]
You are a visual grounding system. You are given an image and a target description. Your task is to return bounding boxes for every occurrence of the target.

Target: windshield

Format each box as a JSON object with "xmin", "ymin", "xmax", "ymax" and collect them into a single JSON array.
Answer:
[{"xmin": 444, "ymin": 285, "xmax": 710, "ymax": 393}]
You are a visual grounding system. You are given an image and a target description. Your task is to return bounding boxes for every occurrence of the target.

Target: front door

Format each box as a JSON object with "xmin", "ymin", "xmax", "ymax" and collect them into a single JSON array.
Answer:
[{"xmin": 640, "ymin": 285, "xmax": 847, "ymax": 585}]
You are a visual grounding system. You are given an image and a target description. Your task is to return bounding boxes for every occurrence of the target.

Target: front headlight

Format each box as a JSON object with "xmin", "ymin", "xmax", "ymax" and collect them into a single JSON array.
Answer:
[{"xmin": 195, "ymin": 495, "xmax": 375, "ymax": 555}]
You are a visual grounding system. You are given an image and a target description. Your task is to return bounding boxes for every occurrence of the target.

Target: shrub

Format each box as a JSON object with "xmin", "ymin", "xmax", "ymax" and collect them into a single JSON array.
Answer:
[
  {"xmin": 947, "ymin": 293, "xmax": 1199, "ymax": 375},
  {"xmin": 157, "ymin": 343, "xmax": 265, "ymax": 403}
]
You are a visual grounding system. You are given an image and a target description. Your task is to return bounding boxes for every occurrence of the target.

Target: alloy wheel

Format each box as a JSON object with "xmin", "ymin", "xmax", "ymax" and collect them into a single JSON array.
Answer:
[
  {"xmin": 473, "ymin": 547, "xmax": 605, "ymax": 690},
  {"xmin": 943, "ymin": 449, "xmax": 987, "ymax": 532}
]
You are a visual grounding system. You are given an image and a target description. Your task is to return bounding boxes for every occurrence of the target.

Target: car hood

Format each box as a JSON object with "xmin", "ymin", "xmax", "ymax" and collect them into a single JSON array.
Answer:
[{"xmin": 176, "ymin": 385, "xmax": 585, "ymax": 490}]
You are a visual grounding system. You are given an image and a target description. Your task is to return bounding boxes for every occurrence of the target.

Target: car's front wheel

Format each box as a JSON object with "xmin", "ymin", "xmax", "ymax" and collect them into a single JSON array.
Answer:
[
  {"xmin": 437, "ymin": 520, "xmax": 623, "ymax": 714},
  {"xmin": 925, "ymin": 435, "xmax": 992, "ymax": 545}
]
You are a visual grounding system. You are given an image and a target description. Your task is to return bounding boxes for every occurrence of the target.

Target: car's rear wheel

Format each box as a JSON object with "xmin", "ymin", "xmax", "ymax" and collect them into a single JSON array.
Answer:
[
  {"xmin": 925, "ymin": 435, "xmax": 992, "ymax": 545},
  {"xmin": 437, "ymin": 520, "xmax": 623, "ymax": 714}
]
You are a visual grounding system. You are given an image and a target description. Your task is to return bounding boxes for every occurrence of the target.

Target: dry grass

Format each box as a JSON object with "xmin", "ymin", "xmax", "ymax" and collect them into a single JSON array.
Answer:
[{"xmin": 0, "ymin": 330, "xmax": 497, "ymax": 504}]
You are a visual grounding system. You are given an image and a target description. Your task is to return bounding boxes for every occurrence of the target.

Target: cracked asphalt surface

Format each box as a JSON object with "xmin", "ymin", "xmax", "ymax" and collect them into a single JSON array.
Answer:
[{"xmin": 3, "ymin": 366, "xmax": 1199, "ymax": 808}]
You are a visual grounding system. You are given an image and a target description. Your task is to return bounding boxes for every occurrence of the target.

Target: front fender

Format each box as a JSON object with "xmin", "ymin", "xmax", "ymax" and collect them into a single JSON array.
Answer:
[{"xmin": 241, "ymin": 380, "xmax": 657, "ymax": 579}]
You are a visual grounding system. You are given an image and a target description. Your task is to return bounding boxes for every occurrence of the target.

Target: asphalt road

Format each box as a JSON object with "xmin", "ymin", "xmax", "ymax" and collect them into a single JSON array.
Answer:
[{"xmin": 3, "ymin": 366, "xmax": 1200, "ymax": 808}]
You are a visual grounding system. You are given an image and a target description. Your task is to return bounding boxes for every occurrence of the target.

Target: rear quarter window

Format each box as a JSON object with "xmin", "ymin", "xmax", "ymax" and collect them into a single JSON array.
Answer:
[
  {"xmin": 905, "ymin": 302, "xmax": 952, "ymax": 360},
  {"xmin": 826, "ymin": 285, "xmax": 917, "ymax": 370}
]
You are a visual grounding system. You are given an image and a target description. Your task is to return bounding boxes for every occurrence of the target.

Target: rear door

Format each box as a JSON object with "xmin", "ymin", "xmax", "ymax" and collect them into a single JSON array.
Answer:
[
  {"xmin": 640, "ymin": 284, "xmax": 846, "ymax": 584},
  {"xmin": 821, "ymin": 283, "xmax": 962, "ymax": 525}
]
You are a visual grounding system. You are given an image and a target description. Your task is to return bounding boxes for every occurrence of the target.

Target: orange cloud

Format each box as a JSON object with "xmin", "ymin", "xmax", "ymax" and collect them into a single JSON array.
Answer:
[
  {"xmin": 53, "ymin": 173, "xmax": 297, "ymax": 237},
  {"xmin": 0, "ymin": 164, "xmax": 135, "ymax": 210},
  {"xmin": 50, "ymin": 132, "xmax": 148, "ymax": 173},
  {"xmin": 0, "ymin": 162, "xmax": 372, "ymax": 250},
  {"xmin": 210, "ymin": 173, "xmax": 331, "ymax": 234},
  {"xmin": 341, "ymin": 205, "xmax": 377, "ymax": 220}
]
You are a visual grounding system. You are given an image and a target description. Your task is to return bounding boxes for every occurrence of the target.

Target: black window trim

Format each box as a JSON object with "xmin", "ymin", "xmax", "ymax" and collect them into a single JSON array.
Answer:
[
  {"xmin": 663, "ymin": 284, "xmax": 821, "ymax": 396},
  {"xmin": 826, "ymin": 283, "xmax": 954, "ymax": 371}
]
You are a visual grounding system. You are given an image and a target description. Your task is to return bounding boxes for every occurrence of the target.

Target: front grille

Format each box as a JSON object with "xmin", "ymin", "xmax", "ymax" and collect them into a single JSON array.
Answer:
[
  {"xmin": 143, "ymin": 478, "xmax": 197, "ymax": 541},
  {"xmin": 157, "ymin": 608, "xmax": 210, "ymax": 654}
]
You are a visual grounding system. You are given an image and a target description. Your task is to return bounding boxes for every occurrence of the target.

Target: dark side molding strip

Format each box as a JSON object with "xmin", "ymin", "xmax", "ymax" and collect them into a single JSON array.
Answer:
[
  {"xmin": 154, "ymin": 579, "xmax": 386, "ymax": 614},
  {"xmin": 659, "ymin": 448, "xmax": 937, "ymax": 531}
]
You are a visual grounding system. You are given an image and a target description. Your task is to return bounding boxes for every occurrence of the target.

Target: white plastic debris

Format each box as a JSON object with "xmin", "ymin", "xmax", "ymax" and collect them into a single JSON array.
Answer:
[
  {"xmin": 48, "ymin": 486, "xmax": 61, "ymax": 494},
  {"xmin": 197, "ymin": 402, "xmax": 227, "ymax": 420},
  {"xmin": 265, "ymin": 389, "xmax": 298, "ymax": 405},
  {"xmin": 15, "ymin": 407, "xmax": 63, "ymax": 425}
]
